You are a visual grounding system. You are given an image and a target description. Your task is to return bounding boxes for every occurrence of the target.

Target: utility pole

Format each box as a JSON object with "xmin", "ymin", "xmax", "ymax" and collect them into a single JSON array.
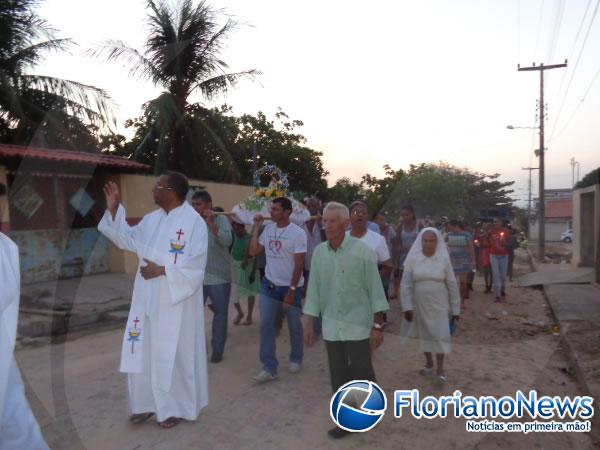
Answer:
[
  {"xmin": 522, "ymin": 166, "xmax": 539, "ymax": 228},
  {"xmin": 518, "ymin": 60, "xmax": 567, "ymax": 261}
]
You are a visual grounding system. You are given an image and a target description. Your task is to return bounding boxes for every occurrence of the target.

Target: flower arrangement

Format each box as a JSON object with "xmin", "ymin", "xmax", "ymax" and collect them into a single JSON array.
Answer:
[
  {"xmin": 252, "ymin": 165, "xmax": 289, "ymax": 199},
  {"xmin": 233, "ymin": 164, "xmax": 311, "ymax": 223}
]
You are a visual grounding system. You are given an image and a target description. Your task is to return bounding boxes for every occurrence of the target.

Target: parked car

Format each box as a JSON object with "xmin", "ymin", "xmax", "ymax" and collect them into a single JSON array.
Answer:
[{"xmin": 561, "ymin": 229, "xmax": 573, "ymax": 243}]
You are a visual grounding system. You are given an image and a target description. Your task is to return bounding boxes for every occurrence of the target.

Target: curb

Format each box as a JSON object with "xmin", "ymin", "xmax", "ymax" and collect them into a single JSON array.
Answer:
[
  {"xmin": 525, "ymin": 247, "xmax": 589, "ymax": 392},
  {"xmin": 525, "ymin": 247, "xmax": 599, "ymax": 443}
]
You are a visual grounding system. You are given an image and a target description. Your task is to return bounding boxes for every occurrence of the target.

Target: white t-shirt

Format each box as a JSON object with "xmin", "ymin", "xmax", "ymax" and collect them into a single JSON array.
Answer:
[
  {"xmin": 259, "ymin": 222, "xmax": 307, "ymax": 286},
  {"xmin": 346, "ymin": 229, "xmax": 391, "ymax": 263}
]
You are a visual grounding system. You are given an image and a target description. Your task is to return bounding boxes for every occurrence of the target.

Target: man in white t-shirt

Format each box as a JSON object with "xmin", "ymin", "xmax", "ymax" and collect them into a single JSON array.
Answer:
[
  {"xmin": 348, "ymin": 201, "xmax": 393, "ymax": 322},
  {"xmin": 249, "ymin": 197, "xmax": 307, "ymax": 382}
]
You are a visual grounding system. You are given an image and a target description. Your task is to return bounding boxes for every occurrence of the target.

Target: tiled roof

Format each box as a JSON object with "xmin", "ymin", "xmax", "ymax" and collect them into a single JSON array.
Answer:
[{"xmin": 0, "ymin": 144, "xmax": 150, "ymax": 171}]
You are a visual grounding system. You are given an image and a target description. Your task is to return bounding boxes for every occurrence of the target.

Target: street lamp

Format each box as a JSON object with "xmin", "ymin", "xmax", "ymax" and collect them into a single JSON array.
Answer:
[{"xmin": 506, "ymin": 125, "xmax": 539, "ymax": 130}]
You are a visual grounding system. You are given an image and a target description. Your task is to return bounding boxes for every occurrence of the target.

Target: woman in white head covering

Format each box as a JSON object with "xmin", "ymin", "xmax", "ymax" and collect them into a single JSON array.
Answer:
[{"xmin": 400, "ymin": 227, "xmax": 461, "ymax": 383}]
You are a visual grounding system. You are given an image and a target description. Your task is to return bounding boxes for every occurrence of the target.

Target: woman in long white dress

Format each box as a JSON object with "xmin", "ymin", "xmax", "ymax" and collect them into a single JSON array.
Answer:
[{"xmin": 400, "ymin": 227, "xmax": 460, "ymax": 382}]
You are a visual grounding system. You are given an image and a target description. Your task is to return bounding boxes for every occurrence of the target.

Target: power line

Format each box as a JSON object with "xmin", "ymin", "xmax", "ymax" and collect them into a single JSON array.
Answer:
[
  {"xmin": 551, "ymin": 62, "xmax": 600, "ymax": 141},
  {"xmin": 553, "ymin": 0, "xmax": 593, "ymax": 106},
  {"xmin": 546, "ymin": 0, "xmax": 566, "ymax": 62},
  {"xmin": 533, "ymin": 0, "xmax": 546, "ymax": 61},
  {"xmin": 567, "ymin": 0, "xmax": 594, "ymax": 58},
  {"xmin": 550, "ymin": 0, "xmax": 600, "ymax": 137},
  {"xmin": 517, "ymin": 0, "xmax": 521, "ymax": 63}
]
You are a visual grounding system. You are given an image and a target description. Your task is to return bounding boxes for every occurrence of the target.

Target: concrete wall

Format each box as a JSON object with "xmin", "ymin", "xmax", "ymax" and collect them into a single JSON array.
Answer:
[
  {"xmin": 0, "ymin": 164, "xmax": 9, "ymax": 232},
  {"xmin": 572, "ymin": 185, "xmax": 600, "ymax": 268},
  {"xmin": 107, "ymin": 174, "xmax": 254, "ymax": 275}
]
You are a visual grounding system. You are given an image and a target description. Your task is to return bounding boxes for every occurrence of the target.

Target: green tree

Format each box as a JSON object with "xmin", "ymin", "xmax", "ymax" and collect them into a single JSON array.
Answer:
[
  {"xmin": 0, "ymin": 0, "xmax": 112, "ymax": 150},
  {"xmin": 108, "ymin": 106, "xmax": 330, "ymax": 195},
  {"xmin": 231, "ymin": 109, "xmax": 329, "ymax": 196},
  {"xmin": 575, "ymin": 167, "xmax": 600, "ymax": 189},
  {"xmin": 361, "ymin": 164, "xmax": 405, "ymax": 215},
  {"xmin": 355, "ymin": 163, "xmax": 514, "ymax": 222},
  {"xmin": 95, "ymin": 0, "xmax": 258, "ymax": 174},
  {"xmin": 327, "ymin": 177, "xmax": 364, "ymax": 205}
]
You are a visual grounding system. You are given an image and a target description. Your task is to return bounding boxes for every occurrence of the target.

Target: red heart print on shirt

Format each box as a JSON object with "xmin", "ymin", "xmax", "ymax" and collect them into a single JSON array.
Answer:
[{"xmin": 268, "ymin": 239, "xmax": 283, "ymax": 254}]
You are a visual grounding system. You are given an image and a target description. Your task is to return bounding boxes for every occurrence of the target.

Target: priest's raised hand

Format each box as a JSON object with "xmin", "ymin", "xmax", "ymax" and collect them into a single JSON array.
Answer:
[{"xmin": 103, "ymin": 181, "xmax": 121, "ymax": 219}]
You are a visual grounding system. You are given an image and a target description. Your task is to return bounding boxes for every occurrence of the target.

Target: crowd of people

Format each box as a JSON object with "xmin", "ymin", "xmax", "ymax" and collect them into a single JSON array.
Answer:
[{"xmin": 0, "ymin": 172, "xmax": 523, "ymax": 447}]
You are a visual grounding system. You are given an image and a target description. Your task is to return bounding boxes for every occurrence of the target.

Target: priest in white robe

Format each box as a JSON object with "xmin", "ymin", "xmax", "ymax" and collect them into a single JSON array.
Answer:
[
  {"xmin": 1, "ymin": 184, "xmax": 49, "ymax": 449},
  {"xmin": 98, "ymin": 172, "xmax": 209, "ymax": 428}
]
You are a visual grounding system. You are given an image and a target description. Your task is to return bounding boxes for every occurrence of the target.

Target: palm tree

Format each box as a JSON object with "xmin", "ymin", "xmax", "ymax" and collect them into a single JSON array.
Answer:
[
  {"xmin": 0, "ymin": 0, "xmax": 113, "ymax": 149},
  {"xmin": 95, "ymin": 0, "xmax": 259, "ymax": 176}
]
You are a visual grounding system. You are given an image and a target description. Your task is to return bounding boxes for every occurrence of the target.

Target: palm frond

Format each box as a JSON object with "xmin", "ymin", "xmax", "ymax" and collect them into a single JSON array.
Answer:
[
  {"xmin": 87, "ymin": 40, "xmax": 165, "ymax": 85},
  {"xmin": 20, "ymin": 75, "xmax": 115, "ymax": 127},
  {"xmin": 192, "ymin": 19, "xmax": 236, "ymax": 76},
  {"xmin": 145, "ymin": 0, "xmax": 180, "ymax": 77},
  {"xmin": 4, "ymin": 38, "xmax": 73, "ymax": 73},
  {"xmin": 196, "ymin": 70, "xmax": 260, "ymax": 100}
]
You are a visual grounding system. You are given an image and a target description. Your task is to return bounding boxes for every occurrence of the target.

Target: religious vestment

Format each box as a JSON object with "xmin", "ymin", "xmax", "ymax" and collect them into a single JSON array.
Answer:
[
  {"xmin": 0, "ymin": 233, "xmax": 49, "ymax": 450},
  {"xmin": 98, "ymin": 202, "xmax": 209, "ymax": 421}
]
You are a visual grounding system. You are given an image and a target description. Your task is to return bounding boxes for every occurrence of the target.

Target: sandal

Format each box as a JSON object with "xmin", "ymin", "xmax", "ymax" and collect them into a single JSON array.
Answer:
[
  {"xmin": 233, "ymin": 313, "xmax": 244, "ymax": 325},
  {"xmin": 243, "ymin": 318, "xmax": 253, "ymax": 325},
  {"xmin": 158, "ymin": 417, "xmax": 182, "ymax": 429},
  {"xmin": 419, "ymin": 366, "xmax": 434, "ymax": 376},
  {"xmin": 129, "ymin": 412, "xmax": 154, "ymax": 425}
]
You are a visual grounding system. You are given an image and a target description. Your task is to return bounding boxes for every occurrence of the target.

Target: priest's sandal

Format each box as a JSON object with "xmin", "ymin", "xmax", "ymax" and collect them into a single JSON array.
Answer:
[
  {"xmin": 129, "ymin": 412, "xmax": 154, "ymax": 425},
  {"xmin": 158, "ymin": 417, "xmax": 182, "ymax": 428}
]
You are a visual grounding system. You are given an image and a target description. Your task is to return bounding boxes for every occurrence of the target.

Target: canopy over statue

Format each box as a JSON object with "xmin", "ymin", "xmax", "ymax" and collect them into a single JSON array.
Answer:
[{"xmin": 232, "ymin": 165, "xmax": 310, "ymax": 225}]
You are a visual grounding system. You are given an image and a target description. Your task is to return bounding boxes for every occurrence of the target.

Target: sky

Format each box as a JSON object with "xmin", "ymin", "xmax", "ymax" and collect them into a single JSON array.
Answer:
[{"xmin": 35, "ymin": 0, "xmax": 600, "ymax": 206}]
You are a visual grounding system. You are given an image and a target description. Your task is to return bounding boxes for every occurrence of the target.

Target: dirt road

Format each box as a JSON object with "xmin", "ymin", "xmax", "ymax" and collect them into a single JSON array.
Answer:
[{"xmin": 16, "ymin": 249, "xmax": 594, "ymax": 449}]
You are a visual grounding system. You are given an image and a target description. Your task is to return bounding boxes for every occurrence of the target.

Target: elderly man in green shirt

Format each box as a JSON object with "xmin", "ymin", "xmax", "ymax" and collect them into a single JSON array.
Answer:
[
  {"xmin": 192, "ymin": 190, "xmax": 232, "ymax": 363},
  {"xmin": 303, "ymin": 201, "xmax": 388, "ymax": 439}
]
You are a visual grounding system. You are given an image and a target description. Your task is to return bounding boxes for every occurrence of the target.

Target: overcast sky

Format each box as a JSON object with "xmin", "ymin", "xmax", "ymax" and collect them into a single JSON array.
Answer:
[{"xmin": 36, "ymin": 0, "xmax": 600, "ymax": 205}]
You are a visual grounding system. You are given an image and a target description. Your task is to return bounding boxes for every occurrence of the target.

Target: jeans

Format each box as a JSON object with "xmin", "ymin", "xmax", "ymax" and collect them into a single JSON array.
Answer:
[
  {"xmin": 259, "ymin": 278, "xmax": 303, "ymax": 375},
  {"xmin": 490, "ymin": 254, "xmax": 508, "ymax": 298},
  {"xmin": 203, "ymin": 283, "xmax": 231, "ymax": 358}
]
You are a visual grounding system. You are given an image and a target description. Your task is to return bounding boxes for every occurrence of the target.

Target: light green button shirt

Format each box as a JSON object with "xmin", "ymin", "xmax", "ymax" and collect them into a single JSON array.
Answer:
[
  {"xmin": 303, "ymin": 235, "xmax": 388, "ymax": 341},
  {"xmin": 203, "ymin": 214, "xmax": 232, "ymax": 285}
]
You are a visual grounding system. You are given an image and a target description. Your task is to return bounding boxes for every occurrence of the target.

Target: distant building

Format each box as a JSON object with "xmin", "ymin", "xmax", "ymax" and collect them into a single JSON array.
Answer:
[
  {"xmin": 0, "ymin": 144, "xmax": 255, "ymax": 284},
  {"xmin": 530, "ymin": 189, "xmax": 573, "ymax": 242},
  {"xmin": 0, "ymin": 143, "xmax": 150, "ymax": 283}
]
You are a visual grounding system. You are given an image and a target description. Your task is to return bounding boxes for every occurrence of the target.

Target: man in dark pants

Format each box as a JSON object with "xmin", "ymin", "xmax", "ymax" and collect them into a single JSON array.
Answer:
[{"xmin": 303, "ymin": 201, "xmax": 388, "ymax": 439}]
